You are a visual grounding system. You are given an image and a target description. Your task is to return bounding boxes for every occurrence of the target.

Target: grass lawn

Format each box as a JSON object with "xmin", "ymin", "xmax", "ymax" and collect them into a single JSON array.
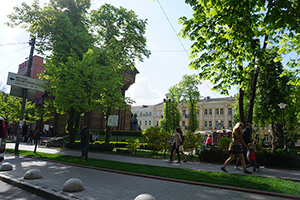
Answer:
[{"xmin": 5, "ymin": 148, "xmax": 300, "ymax": 197}]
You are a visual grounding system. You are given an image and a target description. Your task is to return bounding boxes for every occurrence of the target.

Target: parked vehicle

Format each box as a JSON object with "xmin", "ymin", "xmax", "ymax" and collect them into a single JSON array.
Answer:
[{"xmin": 0, "ymin": 117, "xmax": 6, "ymax": 165}]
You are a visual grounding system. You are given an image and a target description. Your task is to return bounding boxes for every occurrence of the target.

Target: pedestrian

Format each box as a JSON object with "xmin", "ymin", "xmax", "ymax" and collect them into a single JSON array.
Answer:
[
  {"xmin": 246, "ymin": 143, "xmax": 265, "ymax": 172},
  {"xmin": 205, "ymin": 135, "xmax": 212, "ymax": 149},
  {"xmin": 221, "ymin": 122, "xmax": 252, "ymax": 174},
  {"xmin": 168, "ymin": 127, "xmax": 182, "ymax": 164},
  {"xmin": 235, "ymin": 122, "xmax": 252, "ymax": 170},
  {"xmin": 172, "ymin": 127, "xmax": 187, "ymax": 163},
  {"xmin": 27, "ymin": 130, "xmax": 33, "ymax": 144},
  {"xmin": 80, "ymin": 124, "xmax": 88, "ymax": 157}
]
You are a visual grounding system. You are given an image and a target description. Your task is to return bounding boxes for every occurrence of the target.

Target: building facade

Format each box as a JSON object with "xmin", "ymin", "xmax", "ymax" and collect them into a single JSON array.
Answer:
[
  {"xmin": 137, "ymin": 96, "xmax": 235, "ymax": 133},
  {"xmin": 131, "ymin": 105, "xmax": 155, "ymax": 131}
]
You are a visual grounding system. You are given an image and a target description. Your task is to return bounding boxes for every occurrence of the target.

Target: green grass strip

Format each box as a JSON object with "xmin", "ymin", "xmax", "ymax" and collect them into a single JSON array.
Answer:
[{"xmin": 5, "ymin": 149, "xmax": 300, "ymax": 196}]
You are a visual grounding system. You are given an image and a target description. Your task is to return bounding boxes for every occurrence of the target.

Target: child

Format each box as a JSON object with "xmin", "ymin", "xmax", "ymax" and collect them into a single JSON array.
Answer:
[{"xmin": 247, "ymin": 143, "xmax": 265, "ymax": 172}]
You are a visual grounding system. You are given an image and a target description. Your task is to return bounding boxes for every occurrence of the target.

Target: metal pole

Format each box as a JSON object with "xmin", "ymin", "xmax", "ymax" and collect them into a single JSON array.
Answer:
[
  {"xmin": 282, "ymin": 109, "xmax": 286, "ymax": 151},
  {"xmin": 14, "ymin": 37, "xmax": 36, "ymax": 152}
]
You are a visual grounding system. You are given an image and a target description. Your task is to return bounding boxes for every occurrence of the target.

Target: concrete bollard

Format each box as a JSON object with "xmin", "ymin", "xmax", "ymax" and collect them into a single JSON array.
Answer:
[
  {"xmin": 24, "ymin": 169, "xmax": 42, "ymax": 180},
  {"xmin": 0, "ymin": 163, "xmax": 13, "ymax": 171},
  {"xmin": 134, "ymin": 194, "xmax": 156, "ymax": 200},
  {"xmin": 62, "ymin": 178, "xmax": 84, "ymax": 192}
]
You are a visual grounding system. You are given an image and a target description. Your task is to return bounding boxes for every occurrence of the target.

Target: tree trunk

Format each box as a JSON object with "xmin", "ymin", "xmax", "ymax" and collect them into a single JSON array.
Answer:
[
  {"xmin": 67, "ymin": 109, "xmax": 80, "ymax": 144},
  {"xmin": 247, "ymin": 66, "xmax": 260, "ymax": 124},
  {"xmin": 271, "ymin": 121, "xmax": 276, "ymax": 152},
  {"xmin": 53, "ymin": 112, "xmax": 59, "ymax": 136},
  {"xmin": 238, "ymin": 65, "xmax": 245, "ymax": 124},
  {"xmin": 105, "ymin": 107, "xmax": 112, "ymax": 144}
]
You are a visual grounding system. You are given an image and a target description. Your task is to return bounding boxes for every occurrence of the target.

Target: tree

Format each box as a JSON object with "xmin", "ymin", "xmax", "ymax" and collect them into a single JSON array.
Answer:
[
  {"xmin": 172, "ymin": 74, "xmax": 201, "ymax": 132},
  {"xmin": 159, "ymin": 88, "xmax": 182, "ymax": 133},
  {"xmin": 7, "ymin": 1, "xmax": 150, "ymax": 144},
  {"xmin": 0, "ymin": 92, "xmax": 22, "ymax": 128},
  {"xmin": 253, "ymin": 47, "xmax": 293, "ymax": 151},
  {"xmin": 180, "ymin": 0, "xmax": 300, "ymax": 125}
]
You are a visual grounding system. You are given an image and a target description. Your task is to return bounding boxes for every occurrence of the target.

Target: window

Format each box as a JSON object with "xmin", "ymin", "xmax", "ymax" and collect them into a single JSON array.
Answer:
[
  {"xmin": 157, "ymin": 111, "xmax": 159, "ymax": 116},
  {"xmin": 149, "ymin": 111, "xmax": 152, "ymax": 117},
  {"xmin": 182, "ymin": 121, "xmax": 186, "ymax": 127},
  {"xmin": 228, "ymin": 108, "xmax": 232, "ymax": 115},
  {"xmin": 140, "ymin": 112, "xmax": 142, "ymax": 117},
  {"xmin": 139, "ymin": 121, "xmax": 142, "ymax": 125},
  {"xmin": 265, "ymin": 134, "xmax": 269, "ymax": 142},
  {"xmin": 145, "ymin": 112, "xmax": 148, "ymax": 117},
  {"xmin": 145, "ymin": 120, "xmax": 147, "ymax": 125},
  {"xmin": 215, "ymin": 121, "xmax": 219, "ymax": 128},
  {"xmin": 149, "ymin": 120, "xmax": 151, "ymax": 126},
  {"xmin": 156, "ymin": 121, "xmax": 159, "ymax": 126},
  {"xmin": 204, "ymin": 121, "xmax": 207, "ymax": 127},
  {"xmin": 183, "ymin": 110, "xmax": 186, "ymax": 115},
  {"xmin": 204, "ymin": 109, "xmax": 207, "ymax": 115},
  {"xmin": 220, "ymin": 108, "xmax": 224, "ymax": 115},
  {"xmin": 209, "ymin": 109, "xmax": 212, "ymax": 115},
  {"xmin": 229, "ymin": 121, "xmax": 232, "ymax": 127},
  {"xmin": 216, "ymin": 109, "xmax": 219, "ymax": 115},
  {"xmin": 221, "ymin": 121, "xmax": 224, "ymax": 127},
  {"xmin": 209, "ymin": 121, "xmax": 212, "ymax": 128}
]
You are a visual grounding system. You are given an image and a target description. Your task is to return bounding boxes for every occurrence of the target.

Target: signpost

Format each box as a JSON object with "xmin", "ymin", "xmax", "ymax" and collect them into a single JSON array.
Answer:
[
  {"xmin": 108, "ymin": 115, "xmax": 119, "ymax": 126},
  {"xmin": 7, "ymin": 72, "xmax": 45, "ymax": 92}
]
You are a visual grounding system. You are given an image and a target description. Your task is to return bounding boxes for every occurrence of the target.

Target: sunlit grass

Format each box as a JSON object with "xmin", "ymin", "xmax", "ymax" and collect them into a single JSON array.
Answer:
[{"xmin": 5, "ymin": 148, "xmax": 300, "ymax": 196}]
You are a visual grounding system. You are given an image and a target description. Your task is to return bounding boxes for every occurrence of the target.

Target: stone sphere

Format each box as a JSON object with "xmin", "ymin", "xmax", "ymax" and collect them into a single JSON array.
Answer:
[
  {"xmin": 0, "ymin": 163, "xmax": 13, "ymax": 171},
  {"xmin": 134, "ymin": 194, "xmax": 156, "ymax": 200},
  {"xmin": 62, "ymin": 178, "xmax": 84, "ymax": 192},
  {"xmin": 24, "ymin": 169, "xmax": 42, "ymax": 180}
]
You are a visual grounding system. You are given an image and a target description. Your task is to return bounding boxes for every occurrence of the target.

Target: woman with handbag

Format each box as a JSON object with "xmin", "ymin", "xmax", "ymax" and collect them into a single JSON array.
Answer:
[{"xmin": 221, "ymin": 122, "xmax": 252, "ymax": 174}]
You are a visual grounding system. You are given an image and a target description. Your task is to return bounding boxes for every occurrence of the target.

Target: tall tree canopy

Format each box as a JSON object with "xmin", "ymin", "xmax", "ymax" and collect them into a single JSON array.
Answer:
[
  {"xmin": 6, "ymin": 0, "xmax": 150, "ymax": 143},
  {"xmin": 180, "ymin": 0, "xmax": 300, "ymax": 124}
]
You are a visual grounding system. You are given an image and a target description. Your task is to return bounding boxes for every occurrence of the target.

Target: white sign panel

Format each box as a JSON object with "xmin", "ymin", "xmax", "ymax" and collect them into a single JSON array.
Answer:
[
  {"xmin": 7, "ymin": 72, "xmax": 46, "ymax": 92},
  {"xmin": 108, "ymin": 115, "xmax": 119, "ymax": 126}
]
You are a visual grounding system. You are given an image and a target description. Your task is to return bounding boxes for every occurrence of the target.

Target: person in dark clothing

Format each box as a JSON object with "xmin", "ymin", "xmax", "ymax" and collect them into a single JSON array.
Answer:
[
  {"xmin": 80, "ymin": 124, "xmax": 87, "ymax": 157},
  {"xmin": 235, "ymin": 122, "xmax": 252, "ymax": 169}
]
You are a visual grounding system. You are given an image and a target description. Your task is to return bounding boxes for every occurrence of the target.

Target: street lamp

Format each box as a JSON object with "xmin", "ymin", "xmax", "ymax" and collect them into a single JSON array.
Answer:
[
  {"xmin": 278, "ymin": 103, "xmax": 287, "ymax": 151},
  {"xmin": 163, "ymin": 93, "xmax": 171, "ymax": 131}
]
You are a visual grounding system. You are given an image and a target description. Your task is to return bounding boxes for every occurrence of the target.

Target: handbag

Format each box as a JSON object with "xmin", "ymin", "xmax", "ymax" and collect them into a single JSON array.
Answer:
[{"xmin": 232, "ymin": 143, "xmax": 242, "ymax": 153}]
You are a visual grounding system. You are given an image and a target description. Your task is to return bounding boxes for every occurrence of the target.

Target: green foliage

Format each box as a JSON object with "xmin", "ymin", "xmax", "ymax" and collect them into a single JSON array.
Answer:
[
  {"xmin": 0, "ymin": 92, "xmax": 22, "ymax": 126},
  {"xmin": 180, "ymin": 0, "xmax": 300, "ymax": 124},
  {"xmin": 159, "ymin": 94, "xmax": 182, "ymax": 132},
  {"xmin": 142, "ymin": 126, "xmax": 171, "ymax": 154},
  {"xmin": 126, "ymin": 138, "xmax": 141, "ymax": 151},
  {"xmin": 184, "ymin": 131, "xmax": 204, "ymax": 154},
  {"xmin": 218, "ymin": 137, "xmax": 231, "ymax": 151}
]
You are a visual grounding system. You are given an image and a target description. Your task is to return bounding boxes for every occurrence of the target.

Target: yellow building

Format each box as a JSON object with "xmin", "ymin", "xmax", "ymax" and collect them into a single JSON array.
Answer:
[
  {"xmin": 131, "ymin": 105, "xmax": 155, "ymax": 131},
  {"xmin": 152, "ymin": 96, "xmax": 235, "ymax": 132}
]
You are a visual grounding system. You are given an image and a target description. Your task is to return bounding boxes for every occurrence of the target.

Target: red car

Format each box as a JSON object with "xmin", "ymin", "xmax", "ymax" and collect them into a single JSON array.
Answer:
[{"xmin": 0, "ymin": 117, "xmax": 6, "ymax": 165}]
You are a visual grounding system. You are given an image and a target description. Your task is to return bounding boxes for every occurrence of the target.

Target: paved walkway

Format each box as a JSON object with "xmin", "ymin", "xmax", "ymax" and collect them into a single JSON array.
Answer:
[{"xmin": 1, "ymin": 143, "xmax": 299, "ymax": 200}]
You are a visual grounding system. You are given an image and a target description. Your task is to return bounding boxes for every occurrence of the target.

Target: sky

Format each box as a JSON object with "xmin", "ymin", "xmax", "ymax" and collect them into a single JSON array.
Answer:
[{"xmin": 0, "ymin": 0, "xmax": 235, "ymax": 106}]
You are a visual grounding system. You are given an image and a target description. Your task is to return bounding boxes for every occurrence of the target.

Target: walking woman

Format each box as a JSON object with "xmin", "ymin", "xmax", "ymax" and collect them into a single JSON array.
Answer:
[
  {"xmin": 221, "ymin": 122, "xmax": 252, "ymax": 174},
  {"xmin": 168, "ymin": 127, "xmax": 182, "ymax": 163}
]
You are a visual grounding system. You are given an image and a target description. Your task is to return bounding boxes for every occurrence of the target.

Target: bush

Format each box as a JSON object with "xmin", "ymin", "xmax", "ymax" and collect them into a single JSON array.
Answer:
[
  {"xmin": 218, "ymin": 137, "xmax": 231, "ymax": 151},
  {"xmin": 142, "ymin": 126, "xmax": 171, "ymax": 154},
  {"xmin": 126, "ymin": 138, "xmax": 141, "ymax": 151}
]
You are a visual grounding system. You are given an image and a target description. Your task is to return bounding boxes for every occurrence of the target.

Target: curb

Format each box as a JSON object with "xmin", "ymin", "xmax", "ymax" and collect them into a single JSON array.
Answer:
[
  {"xmin": 0, "ymin": 173, "xmax": 77, "ymax": 200},
  {"xmin": 31, "ymin": 156, "xmax": 300, "ymax": 200}
]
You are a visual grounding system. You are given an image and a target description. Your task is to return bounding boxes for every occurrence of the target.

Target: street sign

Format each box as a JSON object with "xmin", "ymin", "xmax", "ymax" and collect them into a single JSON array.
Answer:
[
  {"xmin": 108, "ymin": 115, "xmax": 119, "ymax": 126},
  {"xmin": 7, "ymin": 72, "xmax": 46, "ymax": 92},
  {"xmin": 10, "ymin": 86, "xmax": 36, "ymax": 100}
]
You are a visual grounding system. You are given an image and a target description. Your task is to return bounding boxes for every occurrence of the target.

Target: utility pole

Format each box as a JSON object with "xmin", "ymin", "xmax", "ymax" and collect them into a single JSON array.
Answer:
[{"xmin": 14, "ymin": 36, "xmax": 36, "ymax": 152}]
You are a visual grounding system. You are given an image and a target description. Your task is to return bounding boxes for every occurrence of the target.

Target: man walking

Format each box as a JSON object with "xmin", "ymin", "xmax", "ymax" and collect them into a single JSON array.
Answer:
[
  {"xmin": 80, "ymin": 124, "xmax": 87, "ymax": 157},
  {"xmin": 235, "ymin": 122, "xmax": 252, "ymax": 169}
]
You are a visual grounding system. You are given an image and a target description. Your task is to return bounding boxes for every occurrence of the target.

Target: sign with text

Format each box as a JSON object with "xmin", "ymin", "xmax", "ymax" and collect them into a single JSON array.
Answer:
[
  {"xmin": 7, "ymin": 72, "xmax": 46, "ymax": 92},
  {"xmin": 108, "ymin": 115, "xmax": 119, "ymax": 126}
]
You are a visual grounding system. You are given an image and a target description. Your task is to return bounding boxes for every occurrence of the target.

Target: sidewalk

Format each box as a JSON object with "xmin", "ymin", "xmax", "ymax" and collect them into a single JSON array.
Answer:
[{"xmin": 1, "ymin": 143, "xmax": 299, "ymax": 200}]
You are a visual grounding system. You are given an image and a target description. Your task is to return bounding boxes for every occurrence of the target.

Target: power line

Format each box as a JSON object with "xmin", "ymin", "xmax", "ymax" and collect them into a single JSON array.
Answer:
[
  {"xmin": 156, "ymin": 0, "xmax": 219, "ymax": 98},
  {"xmin": 156, "ymin": 0, "xmax": 189, "ymax": 58},
  {"xmin": 0, "ymin": 42, "xmax": 28, "ymax": 46},
  {"xmin": 0, "ymin": 52, "xmax": 29, "ymax": 73},
  {"xmin": 0, "ymin": 46, "xmax": 30, "ymax": 58}
]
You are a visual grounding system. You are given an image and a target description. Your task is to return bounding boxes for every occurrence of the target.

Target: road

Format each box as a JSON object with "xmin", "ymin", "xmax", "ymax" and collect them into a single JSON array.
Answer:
[{"xmin": 0, "ymin": 180, "xmax": 45, "ymax": 200}]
